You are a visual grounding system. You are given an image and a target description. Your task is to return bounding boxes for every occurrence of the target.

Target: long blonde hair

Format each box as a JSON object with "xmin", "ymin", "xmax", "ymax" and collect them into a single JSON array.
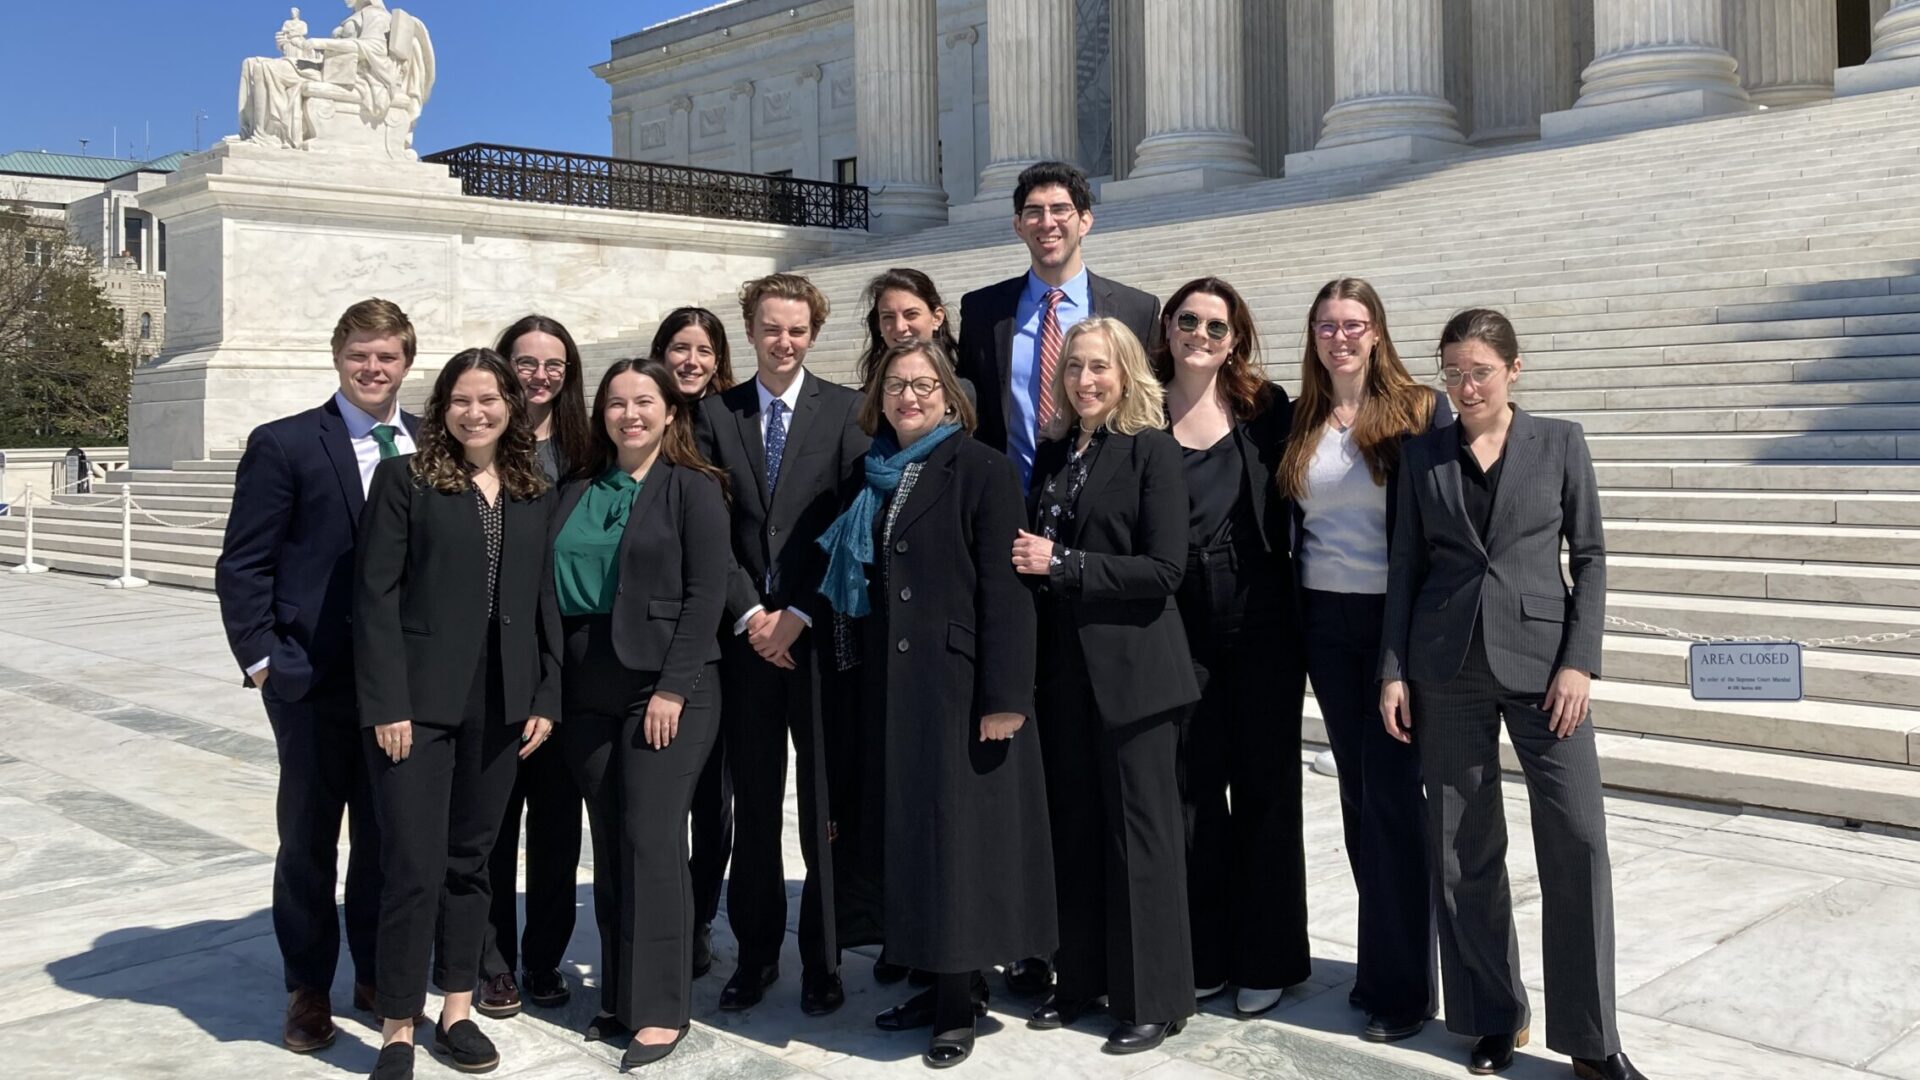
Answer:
[
  {"xmin": 1043, "ymin": 317, "xmax": 1166, "ymax": 440},
  {"xmin": 1276, "ymin": 278, "xmax": 1435, "ymax": 499}
]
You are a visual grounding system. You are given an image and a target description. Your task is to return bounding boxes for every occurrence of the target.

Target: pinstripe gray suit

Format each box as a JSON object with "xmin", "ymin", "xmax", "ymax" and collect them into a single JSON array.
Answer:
[{"xmin": 1379, "ymin": 406, "xmax": 1620, "ymax": 1060}]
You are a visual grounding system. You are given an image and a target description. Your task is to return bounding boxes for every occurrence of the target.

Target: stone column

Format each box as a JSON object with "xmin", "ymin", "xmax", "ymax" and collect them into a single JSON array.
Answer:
[
  {"xmin": 1106, "ymin": 0, "xmax": 1262, "ymax": 199},
  {"xmin": 1726, "ymin": 0, "xmax": 1836, "ymax": 108},
  {"xmin": 855, "ymin": 0, "xmax": 948, "ymax": 233},
  {"xmin": 1469, "ymin": 0, "xmax": 1579, "ymax": 144},
  {"xmin": 1111, "ymin": 0, "xmax": 1147, "ymax": 179},
  {"xmin": 1285, "ymin": 0, "xmax": 1465, "ymax": 174},
  {"xmin": 1245, "ymin": 0, "xmax": 1289, "ymax": 176},
  {"xmin": 938, "ymin": 28, "xmax": 980, "ymax": 203},
  {"xmin": 1541, "ymin": 0, "xmax": 1751, "ymax": 139},
  {"xmin": 1285, "ymin": 0, "xmax": 1334, "ymax": 153},
  {"xmin": 1838, "ymin": 0, "xmax": 1920, "ymax": 93},
  {"xmin": 728, "ymin": 80, "xmax": 756, "ymax": 173},
  {"xmin": 958, "ymin": 0, "xmax": 1076, "ymax": 221},
  {"xmin": 796, "ymin": 66, "xmax": 823, "ymax": 181}
]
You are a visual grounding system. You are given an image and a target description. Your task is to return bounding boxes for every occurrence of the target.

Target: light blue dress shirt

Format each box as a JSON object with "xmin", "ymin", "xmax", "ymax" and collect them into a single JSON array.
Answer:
[{"xmin": 1008, "ymin": 268, "xmax": 1091, "ymax": 490}]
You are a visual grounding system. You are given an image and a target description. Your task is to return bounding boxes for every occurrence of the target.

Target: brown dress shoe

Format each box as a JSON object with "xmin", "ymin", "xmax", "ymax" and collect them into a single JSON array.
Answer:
[{"xmin": 284, "ymin": 988, "xmax": 336, "ymax": 1053}]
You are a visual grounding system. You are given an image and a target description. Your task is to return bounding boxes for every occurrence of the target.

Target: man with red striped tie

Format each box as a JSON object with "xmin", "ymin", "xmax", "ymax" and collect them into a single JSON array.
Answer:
[
  {"xmin": 957, "ymin": 161, "xmax": 1160, "ymax": 495},
  {"xmin": 953, "ymin": 161, "xmax": 1159, "ymax": 999}
]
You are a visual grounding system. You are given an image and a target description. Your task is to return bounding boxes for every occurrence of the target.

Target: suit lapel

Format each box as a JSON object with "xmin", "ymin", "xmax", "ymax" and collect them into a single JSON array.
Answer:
[
  {"xmin": 773, "ymin": 374, "xmax": 824, "ymax": 515},
  {"xmin": 401, "ymin": 410, "xmax": 422, "ymax": 439},
  {"xmin": 619, "ymin": 463, "xmax": 670, "ymax": 562},
  {"xmin": 992, "ymin": 280, "xmax": 1019, "ymax": 433},
  {"xmin": 549, "ymin": 477, "xmax": 589, "ymax": 542},
  {"xmin": 1233, "ymin": 420, "xmax": 1273, "ymax": 548},
  {"xmin": 1431, "ymin": 438, "xmax": 1485, "ymax": 559},
  {"xmin": 892, "ymin": 436, "xmax": 954, "ymax": 539},
  {"xmin": 730, "ymin": 385, "xmax": 771, "ymax": 511},
  {"xmin": 1087, "ymin": 272, "xmax": 1112, "ymax": 318},
  {"xmin": 1484, "ymin": 406, "xmax": 1538, "ymax": 551},
  {"xmin": 1067, "ymin": 431, "xmax": 1129, "ymax": 548},
  {"xmin": 317, "ymin": 400, "xmax": 367, "ymax": 526}
]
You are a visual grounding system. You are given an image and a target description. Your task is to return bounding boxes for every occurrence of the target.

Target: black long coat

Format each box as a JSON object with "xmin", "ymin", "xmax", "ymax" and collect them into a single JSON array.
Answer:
[{"xmin": 855, "ymin": 435, "xmax": 1058, "ymax": 972}]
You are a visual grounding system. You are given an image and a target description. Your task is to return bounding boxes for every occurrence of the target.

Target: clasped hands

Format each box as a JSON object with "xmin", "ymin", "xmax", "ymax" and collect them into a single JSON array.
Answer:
[
  {"xmin": 373, "ymin": 715, "xmax": 555, "ymax": 763},
  {"xmin": 746, "ymin": 608, "xmax": 804, "ymax": 670},
  {"xmin": 1378, "ymin": 667, "xmax": 1592, "ymax": 744}
]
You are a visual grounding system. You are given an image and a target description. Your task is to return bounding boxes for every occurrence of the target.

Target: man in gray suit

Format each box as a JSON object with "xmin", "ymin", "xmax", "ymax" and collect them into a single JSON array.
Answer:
[{"xmin": 1377, "ymin": 308, "xmax": 1645, "ymax": 1080}]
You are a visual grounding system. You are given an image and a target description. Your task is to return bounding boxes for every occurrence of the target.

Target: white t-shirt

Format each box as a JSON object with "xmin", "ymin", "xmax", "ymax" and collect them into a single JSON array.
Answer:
[{"xmin": 1297, "ymin": 424, "xmax": 1390, "ymax": 595}]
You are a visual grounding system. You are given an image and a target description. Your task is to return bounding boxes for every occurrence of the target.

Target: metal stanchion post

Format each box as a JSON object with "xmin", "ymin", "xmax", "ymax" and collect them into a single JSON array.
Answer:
[
  {"xmin": 8, "ymin": 483, "xmax": 49, "ymax": 574},
  {"xmin": 104, "ymin": 488, "xmax": 149, "ymax": 589}
]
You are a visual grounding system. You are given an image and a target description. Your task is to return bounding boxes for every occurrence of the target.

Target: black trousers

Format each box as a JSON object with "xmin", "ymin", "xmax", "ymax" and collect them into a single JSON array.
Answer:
[
  {"xmin": 479, "ymin": 722, "xmax": 581, "ymax": 980},
  {"xmin": 560, "ymin": 617, "xmax": 719, "ymax": 1030},
  {"xmin": 1175, "ymin": 548, "xmax": 1310, "ymax": 992},
  {"xmin": 263, "ymin": 676, "xmax": 381, "ymax": 994},
  {"xmin": 1414, "ymin": 628, "xmax": 1620, "ymax": 1059},
  {"xmin": 720, "ymin": 632, "xmax": 836, "ymax": 975},
  {"xmin": 688, "ymin": 736, "xmax": 733, "ymax": 931},
  {"xmin": 363, "ymin": 631, "xmax": 522, "ymax": 1020},
  {"xmin": 1299, "ymin": 588, "xmax": 1437, "ymax": 1020},
  {"xmin": 1038, "ymin": 631, "xmax": 1194, "ymax": 1026}
]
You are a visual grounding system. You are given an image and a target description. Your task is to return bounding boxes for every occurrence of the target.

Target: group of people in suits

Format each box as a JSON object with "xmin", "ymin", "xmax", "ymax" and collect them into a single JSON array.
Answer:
[{"xmin": 213, "ymin": 159, "xmax": 1644, "ymax": 1080}]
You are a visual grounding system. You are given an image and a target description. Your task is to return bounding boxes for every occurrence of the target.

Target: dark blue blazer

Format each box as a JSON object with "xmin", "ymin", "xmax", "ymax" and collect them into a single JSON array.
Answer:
[{"xmin": 215, "ymin": 397, "xmax": 421, "ymax": 703}]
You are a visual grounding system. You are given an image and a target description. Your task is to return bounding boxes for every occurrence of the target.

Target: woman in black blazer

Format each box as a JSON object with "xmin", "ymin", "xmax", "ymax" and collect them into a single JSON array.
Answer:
[
  {"xmin": 1274, "ymin": 277, "xmax": 1448, "ymax": 1045},
  {"xmin": 1013, "ymin": 317, "xmax": 1199, "ymax": 1055},
  {"xmin": 355, "ymin": 348, "xmax": 559, "ymax": 1080},
  {"xmin": 1378, "ymin": 311, "xmax": 1640, "ymax": 1080},
  {"xmin": 1151, "ymin": 277, "xmax": 1309, "ymax": 1018},
  {"xmin": 816, "ymin": 339, "xmax": 1055, "ymax": 1068},
  {"xmin": 542, "ymin": 357, "xmax": 731, "ymax": 1071}
]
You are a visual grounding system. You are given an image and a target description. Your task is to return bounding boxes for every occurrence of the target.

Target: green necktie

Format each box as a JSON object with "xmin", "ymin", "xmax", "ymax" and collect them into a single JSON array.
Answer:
[{"xmin": 370, "ymin": 424, "xmax": 400, "ymax": 460}]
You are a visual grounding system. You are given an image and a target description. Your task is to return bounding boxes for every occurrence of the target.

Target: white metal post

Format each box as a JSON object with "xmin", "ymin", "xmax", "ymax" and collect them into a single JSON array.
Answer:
[
  {"xmin": 8, "ymin": 483, "xmax": 49, "ymax": 574},
  {"xmin": 104, "ymin": 488, "xmax": 148, "ymax": 589}
]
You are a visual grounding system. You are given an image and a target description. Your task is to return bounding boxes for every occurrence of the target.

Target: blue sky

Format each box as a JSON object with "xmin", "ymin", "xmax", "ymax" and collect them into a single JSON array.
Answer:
[{"xmin": 0, "ymin": 1, "xmax": 700, "ymax": 161}]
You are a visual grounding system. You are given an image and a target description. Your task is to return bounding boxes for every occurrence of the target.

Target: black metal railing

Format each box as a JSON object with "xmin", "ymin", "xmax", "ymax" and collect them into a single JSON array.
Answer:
[{"xmin": 423, "ymin": 143, "xmax": 869, "ymax": 231}]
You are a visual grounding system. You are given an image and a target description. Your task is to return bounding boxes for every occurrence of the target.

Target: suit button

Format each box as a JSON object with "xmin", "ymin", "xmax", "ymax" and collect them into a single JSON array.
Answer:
[
  {"xmin": 896, "ymin": 638, "xmax": 910, "ymax": 653},
  {"xmin": 895, "ymin": 540, "xmax": 909, "ymax": 554},
  {"xmin": 900, "ymin": 586, "xmax": 912, "ymax": 601},
  {"xmin": 502, "ymin": 615, "xmax": 513, "ymax": 626},
  {"xmin": 770, "ymin": 525, "xmax": 780, "ymax": 536}
]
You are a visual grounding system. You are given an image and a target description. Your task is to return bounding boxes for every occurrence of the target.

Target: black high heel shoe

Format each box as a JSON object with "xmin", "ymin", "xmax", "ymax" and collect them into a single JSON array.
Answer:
[
  {"xmin": 1470, "ymin": 1027, "xmax": 1529, "ymax": 1075},
  {"xmin": 621, "ymin": 1025, "xmax": 689, "ymax": 1071}
]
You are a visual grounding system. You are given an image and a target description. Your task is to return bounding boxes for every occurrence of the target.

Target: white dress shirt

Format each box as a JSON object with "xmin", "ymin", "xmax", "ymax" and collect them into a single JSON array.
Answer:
[{"xmin": 735, "ymin": 370, "xmax": 813, "ymax": 635}]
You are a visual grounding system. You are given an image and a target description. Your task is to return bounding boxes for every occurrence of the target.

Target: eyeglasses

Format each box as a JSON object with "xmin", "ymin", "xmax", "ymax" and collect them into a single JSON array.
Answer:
[
  {"xmin": 1175, "ymin": 312, "xmax": 1231, "ymax": 341},
  {"xmin": 513, "ymin": 359, "xmax": 567, "ymax": 378},
  {"xmin": 1313, "ymin": 320, "xmax": 1373, "ymax": 339},
  {"xmin": 882, "ymin": 377, "xmax": 942, "ymax": 398},
  {"xmin": 1018, "ymin": 203, "xmax": 1080, "ymax": 224},
  {"xmin": 1437, "ymin": 365, "xmax": 1503, "ymax": 387}
]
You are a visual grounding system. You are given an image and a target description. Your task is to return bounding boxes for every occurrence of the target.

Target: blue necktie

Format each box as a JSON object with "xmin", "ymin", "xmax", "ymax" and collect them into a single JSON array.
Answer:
[{"xmin": 765, "ymin": 398, "xmax": 788, "ymax": 496}]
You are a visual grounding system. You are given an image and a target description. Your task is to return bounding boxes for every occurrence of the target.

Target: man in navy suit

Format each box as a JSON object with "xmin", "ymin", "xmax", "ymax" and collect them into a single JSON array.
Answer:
[{"xmin": 215, "ymin": 298, "xmax": 421, "ymax": 1053}]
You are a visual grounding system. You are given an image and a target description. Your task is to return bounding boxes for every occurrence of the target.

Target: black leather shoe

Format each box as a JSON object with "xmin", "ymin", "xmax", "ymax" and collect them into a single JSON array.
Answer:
[
  {"xmin": 1004, "ymin": 956, "xmax": 1053, "ymax": 995},
  {"xmin": 585, "ymin": 1012, "xmax": 630, "ymax": 1043},
  {"xmin": 1363, "ymin": 1012, "xmax": 1428, "ymax": 1043},
  {"xmin": 873, "ymin": 949, "xmax": 907, "ymax": 984},
  {"xmin": 474, "ymin": 972, "xmax": 521, "ymax": 1019},
  {"xmin": 800, "ymin": 971, "xmax": 846, "ymax": 1016},
  {"xmin": 718, "ymin": 963, "xmax": 779, "ymax": 1011},
  {"xmin": 691, "ymin": 923, "xmax": 713, "ymax": 979},
  {"xmin": 1573, "ymin": 1053, "xmax": 1648, "ymax": 1080},
  {"xmin": 877, "ymin": 979, "xmax": 990, "ymax": 1031},
  {"xmin": 1104, "ymin": 1019, "xmax": 1185, "ymax": 1055},
  {"xmin": 370, "ymin": 1042, "xmax": 415, "ymax": 1080},
  {"xmin": 522, "ymin": 968, "xmax": 569, "ymax": 1008},
  {"xmin": 1470, "ymin": 1028, "xmax": 1529, "ymax": 1075},
  {"xmin": 924, "ymin": 1023, "xmax": 976, "ymax": 1069},
  {"xmin": 432, "ymin": 1018, "xmax": 500, "ymax": 1073},
  {"xmin": 1028, "ymin": 993, "xmax": 1097, "ymax": 1030},
  {"xmin": 621, "ymin": 1025, "xmax": 689, "ymax": 1071}
]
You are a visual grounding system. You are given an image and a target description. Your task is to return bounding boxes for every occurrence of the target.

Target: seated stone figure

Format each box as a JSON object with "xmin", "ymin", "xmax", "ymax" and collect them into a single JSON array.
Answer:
[{"xmin": 236, "ymin": 0, "xmax": 436, "ymax": 160}]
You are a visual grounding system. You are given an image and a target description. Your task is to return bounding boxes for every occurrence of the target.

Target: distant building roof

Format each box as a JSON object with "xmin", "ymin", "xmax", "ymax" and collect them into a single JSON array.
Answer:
[{"xmin": 0, "ymin": 150, "xmax": 187, "ymax": 182}]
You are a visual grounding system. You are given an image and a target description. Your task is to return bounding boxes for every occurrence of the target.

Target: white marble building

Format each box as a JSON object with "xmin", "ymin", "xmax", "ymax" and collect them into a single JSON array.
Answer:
[{"xmin": 599, "ymin": 0, "xmax": 1920, "ymax": 230}]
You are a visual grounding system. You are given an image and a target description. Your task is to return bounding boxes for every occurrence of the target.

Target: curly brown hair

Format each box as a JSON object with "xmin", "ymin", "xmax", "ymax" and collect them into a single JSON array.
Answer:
[{"xmin": 410, "ymin": 348, "xmax": 549, "ymax": 501}]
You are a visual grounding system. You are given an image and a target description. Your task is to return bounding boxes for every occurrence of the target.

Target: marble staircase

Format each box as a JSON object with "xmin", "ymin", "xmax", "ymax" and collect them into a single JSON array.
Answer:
[{"xmin": 586, "ymin": 86, "xmax": 1920, "ymax": 827}]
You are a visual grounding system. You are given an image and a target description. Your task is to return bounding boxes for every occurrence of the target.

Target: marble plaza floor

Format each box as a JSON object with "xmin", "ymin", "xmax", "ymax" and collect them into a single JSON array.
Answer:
[{"xmin": 2, "ymin": 572, "xmax": 1919, "ymax": 1080}]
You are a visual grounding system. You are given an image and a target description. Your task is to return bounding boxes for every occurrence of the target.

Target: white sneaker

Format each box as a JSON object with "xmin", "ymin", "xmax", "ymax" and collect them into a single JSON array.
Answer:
[
  {"xmin": 1195, "ymin": 982, "xmax": 1227, "ymax": 1000},
  {"xmin": 1235, "ymin": 987, "xmax": 1285, "ymax": 1016},
  {"xmin": 1311, "ymin": 750, "xmax": 1339, "ymax": 778}
]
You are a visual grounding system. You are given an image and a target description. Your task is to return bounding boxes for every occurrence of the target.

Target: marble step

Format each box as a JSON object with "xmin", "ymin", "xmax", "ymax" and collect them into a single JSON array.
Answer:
[
  {"xmin": 0, "ymin": 515, "xmax": 223, "ymax": 550},
  {"xmin": 1605, "ymin": 519, "xmax": 1920, "ymax": 565},
  {"xmin": 1601, "ymin": 490, "xmax": 1920, "ymax": 526},
  {"xmin": 0, "ymin": 529, "xmax": 219, "ymax": 570},
  {"xmin": 1608, "ymin": 590, "xmax": 1920, "ymax": 657},
  {"xmin": 92, "ymin": 479, "xmax": 238, "ymax": 502},
  {"xmin": 1582, "ymin": 431, "xmax": 1920, "ymax": 462},
  {"xmin": 169, "ymin": 459, "xmax": 238, "ymax": 474},
  {"xmin": 105, "ymin": 468, "xmax": 239, "ymax": 487},
  {"xmin": 1606, "ymin": 553, "xmax": 1920, "ymax": 608},
  {"xmin": 1526, "ymin": 377, "xmax": 1920, "ymax": 413},
  {"xmin": 1595, "ymin": 462, "xmax": 1920, "ymax": 492},
  {"xmin": 1561, "ymin": 403, "xmax": 1920, "ymax": 435},
  {"xmin": 42, "ymin": 493, "xmax": 234, "ymax": 516},
  {"xmin": 1604, "ymin": 633, "xmax": 1920, "ymax": 712},
  {"xmin": 0, "ymin": 540, "xmax": 217, "ymax": 590}
]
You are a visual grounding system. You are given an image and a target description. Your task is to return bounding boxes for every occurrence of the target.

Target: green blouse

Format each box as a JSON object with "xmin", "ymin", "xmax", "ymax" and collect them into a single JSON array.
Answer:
[{"xmin": 553, "ymin": 467, "xmax": 643, "ymax": 617}]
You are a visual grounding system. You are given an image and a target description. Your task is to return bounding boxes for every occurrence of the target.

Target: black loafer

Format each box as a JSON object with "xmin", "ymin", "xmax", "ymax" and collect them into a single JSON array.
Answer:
[
  {"xmin": 1470, "ymin": 1028, "xmax": 1528, "ymax": 1075},
  {"xmin": 1003, "ymin": 956, "xmax": 1053, "ymax": 995},
  {"xmin": 878, "ymin": 977, "xmax": 990, "ymax": 1031},
  {"xmin": 718, "ymin": 963, "xmax": 779, "ymax": 1011},
  {"xmin": 1573, "ymin": 1052, "xmax": 1647, "ymax": 1080},
  {"xmin": 924, "ymin": 1023, "xmax": 976, "ymax": 1069},
  {"xmin": 371, "ymin": 1042, "xmax": 415, "ymax": 1080},
  {"xmin": 1363, "ymin": 1012, "xmax": 1428, "ymax": 1043},
  {"xmin": 1104, "ymin": 1019, "xmax": 1184, "ymax": 1055},
  {"xmin": 433, "ymin": 1018, "xmax": 500, "ymax": 1073},
  {"xmin": 691, "ymin": 923, "xmax": 713, "ymax": 979},
  {"xmin": 800, "ymin": 971, "xmax": 846, "ymax": 1016},
  {"xmin": 1028, "ymin": 993, "xmax": 1097, "ymax": 1030},
  {"xmin": 522, "ymin": 968, "xmax": 570, "ymax": 1008},
  {"xmin": 620, "ymin": 1025, "xmax": 688, "ymax": 1071}
]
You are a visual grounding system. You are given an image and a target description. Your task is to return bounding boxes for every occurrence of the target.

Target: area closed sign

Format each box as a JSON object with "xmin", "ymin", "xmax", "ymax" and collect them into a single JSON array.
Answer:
[{"xmin": 1687, "ymin": 642, "xmax": 1804, "ymax": 702}]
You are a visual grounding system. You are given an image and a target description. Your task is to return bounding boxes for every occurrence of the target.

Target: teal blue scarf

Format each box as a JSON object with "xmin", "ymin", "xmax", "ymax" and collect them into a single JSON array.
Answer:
[{"xmin": 817, "ymin": 422, "xmax": 962, "ymax": 617}]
